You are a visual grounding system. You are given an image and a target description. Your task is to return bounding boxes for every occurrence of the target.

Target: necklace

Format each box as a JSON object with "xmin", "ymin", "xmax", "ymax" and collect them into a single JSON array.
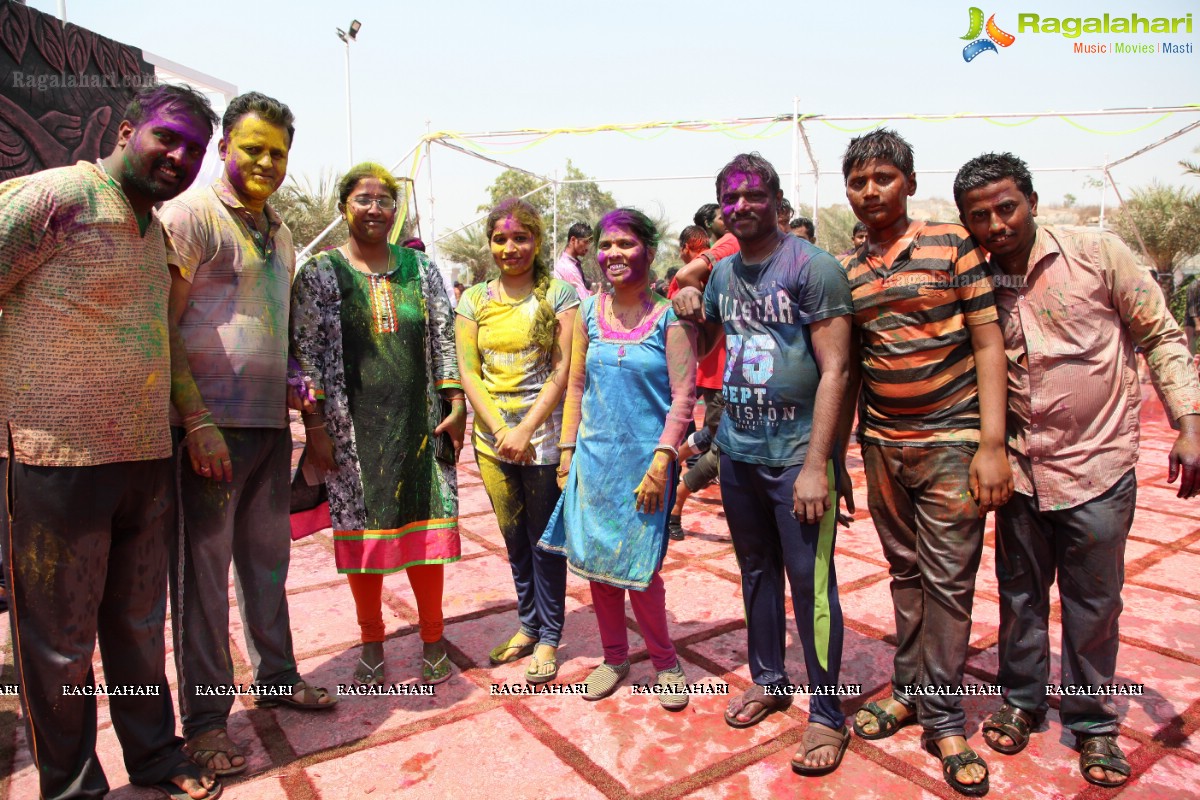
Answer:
[
  {"xmin": 599, "ymin": 293, "xmax": 662, "ymax": 366},
  {"xmin": 491, "ymin": 279, "xmax": 533, "ymax": 304},
  {"xmin": 341, "ymin": 245, "xmax": 393, "ymax": 275}
]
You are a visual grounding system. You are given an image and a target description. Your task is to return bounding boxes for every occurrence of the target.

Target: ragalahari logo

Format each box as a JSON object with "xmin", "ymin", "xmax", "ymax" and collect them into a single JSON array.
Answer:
[{"xmin": 962, "ymin": 7, "xmax": 1016, "ymax": 61}]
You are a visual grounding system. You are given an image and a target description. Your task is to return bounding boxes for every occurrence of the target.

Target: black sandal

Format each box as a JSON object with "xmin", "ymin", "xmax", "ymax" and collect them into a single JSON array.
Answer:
[
  {"xmin": 1077, "ymin": 734, "xmax": 1130, "ymax": 788},
  {"xmin": 924, "ymin": 739, "xmax": 990, "ymax": 797},
  {"xmin": 982, "ymin": 703, "xmax": 1039, "ymax": 755},
  {"xmin": 852, "ymin": 698, "xmax": 916, "ymax": 740}
]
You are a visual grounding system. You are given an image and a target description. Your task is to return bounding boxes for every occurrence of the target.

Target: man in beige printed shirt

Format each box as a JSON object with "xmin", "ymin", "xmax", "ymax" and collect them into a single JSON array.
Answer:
[
  {"xmin": 0, "ymin": 84, "xmax": 221, "ymax": 800},
  {"xmin": 955, "ymin": 152, "xmax": 1200, "ymax": 791}
]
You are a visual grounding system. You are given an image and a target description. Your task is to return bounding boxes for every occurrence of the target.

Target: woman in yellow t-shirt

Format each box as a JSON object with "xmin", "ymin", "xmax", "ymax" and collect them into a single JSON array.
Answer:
[{"xmin": 455, "ymin": 198, "xmax": 579, "ymax": 684}]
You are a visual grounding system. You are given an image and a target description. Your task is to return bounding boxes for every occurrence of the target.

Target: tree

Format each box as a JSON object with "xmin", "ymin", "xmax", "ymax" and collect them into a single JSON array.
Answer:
[
  {"xmin": 477, "ymin": 160, "xmax": 617, "ymax": 251},
  {"xmin": 1110, "ymin": 182, "xmax": 1200, "ymax": 313},
  {"xmin": 273, "ymin": 170, "xmax": 417, "ymax": 259},
  {"xmin": 815, "ymin": 205, "xmax": 859, "ymax": 256},
  {"xmin": 271, "ymin": 171, "xmax": 348, "ymax": 256},
  {"xmin": 437, "ymin": 222, "xmax": 492, "ymax": 284},
  {"xmin": 449, "ymin": 159, "xmax": 622, "ymax": 287},
  {"xmin": 1181, "ymin": 145, "xmax": 1200, "ymax": 178}
]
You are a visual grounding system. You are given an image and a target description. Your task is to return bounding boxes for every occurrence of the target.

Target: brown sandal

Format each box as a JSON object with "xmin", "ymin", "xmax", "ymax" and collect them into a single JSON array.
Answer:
[
  {"xmin": 791, "ymin": 723, "xmax": 850, "ymax": 776},
  {"xmin": 982, "ymin": 704, "xmax": 1038, "ymax": 755},
  {"xmin": 723, "ymin": 684, "xmax": 793, "ymax": 728},
  {"xmin": 1077, "ymin": 734, "xmax": 1130, "ymax": 788},
  {"xmin": 253, "ymin": 679, "xmax": 337, "ymax": 710},
  {"xmin": 183, "ymin": 728, "xmax": 247, "ymax": 777}
]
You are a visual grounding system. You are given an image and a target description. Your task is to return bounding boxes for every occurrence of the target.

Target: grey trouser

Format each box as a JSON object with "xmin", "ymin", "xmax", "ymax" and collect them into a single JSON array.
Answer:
[
  {"xmin": 995, "ymin": 470, "xmax": 1136, "ymax": 735},
  {"xmin": 170, "ymin": 426, "xmax": 301, "ymax": 738},
  {"xmin": 863, "ymin": 443, "xmax": 984, "ymax": 740},
  {"xmin": 5, "ymin": 456, "xmax": 187, "ymax": 799},
  {"xmin": 683, "ymin": 388, "xmax": 724, "ymax": 493}
]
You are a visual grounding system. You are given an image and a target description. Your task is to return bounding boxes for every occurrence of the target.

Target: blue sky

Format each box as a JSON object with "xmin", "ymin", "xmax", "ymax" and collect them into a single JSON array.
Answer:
[{"xmin": 34, "ymin": 0, "xmax": 1200, "ymax": 252}]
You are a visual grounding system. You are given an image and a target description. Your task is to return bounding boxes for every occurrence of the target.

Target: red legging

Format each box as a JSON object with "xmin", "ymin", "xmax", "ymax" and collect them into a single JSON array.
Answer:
[{"xmin": 346, "ymin": 565, "xmax": 444, "ymax": 644}]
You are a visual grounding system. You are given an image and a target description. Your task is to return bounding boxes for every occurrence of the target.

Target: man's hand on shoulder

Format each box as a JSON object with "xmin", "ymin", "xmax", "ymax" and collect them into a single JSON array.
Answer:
[{"xmin": 671, "ymin": 287, "xmax": 705, "ymax": 323}]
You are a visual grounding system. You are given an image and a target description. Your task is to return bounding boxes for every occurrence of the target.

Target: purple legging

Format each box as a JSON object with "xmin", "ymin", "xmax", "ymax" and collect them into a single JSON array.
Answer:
[{"xmin": 589, "ymin": 573, "xmax": 678, "ymax": 671}]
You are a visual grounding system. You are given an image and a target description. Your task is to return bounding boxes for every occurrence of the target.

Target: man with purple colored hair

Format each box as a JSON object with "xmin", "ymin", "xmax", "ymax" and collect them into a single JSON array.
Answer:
[{"xmin": 0, "ymin": 83, "xmax": 221, "ymax": 800}]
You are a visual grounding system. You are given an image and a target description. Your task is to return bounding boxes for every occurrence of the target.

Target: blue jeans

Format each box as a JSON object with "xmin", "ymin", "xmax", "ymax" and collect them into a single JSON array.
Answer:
[{"xmin": 476, "ymin": 453, "xmax": 567, "ymax": 647}]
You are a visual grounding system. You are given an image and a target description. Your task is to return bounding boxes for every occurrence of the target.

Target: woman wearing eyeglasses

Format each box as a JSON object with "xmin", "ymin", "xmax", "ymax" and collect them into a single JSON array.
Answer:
[{"xmin": 290, "ymin": 162, "xmax": 466, "ymax": 686}]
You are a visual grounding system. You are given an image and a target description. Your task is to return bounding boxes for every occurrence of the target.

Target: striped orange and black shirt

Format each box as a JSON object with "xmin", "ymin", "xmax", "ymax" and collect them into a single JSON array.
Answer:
[{"xmin": 842, "ymin": 220, "xmax": 997, "ymax": 446}]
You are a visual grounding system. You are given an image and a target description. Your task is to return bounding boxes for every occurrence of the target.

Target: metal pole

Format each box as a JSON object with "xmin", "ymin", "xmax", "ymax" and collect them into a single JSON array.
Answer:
[
  {"xmin": 57, "ymin": 0, "xmax": 66, "ymax": 24},
  {"xmin": 791, "ymin": 97, "xmax": 800, "ymax": 220},
  {"xmin": 425, "ymin": 137, "xmax": 437, "ymax": 261},
  {"xmin": 1099, "ymin": 154, "xmax": 1108, "ymax": 229},
  {"xmin": 552, "ymin": 169, "xmax": 559, "ymax": 255},
  {"xmin": 344, "ymin": 41, "xmax": 353, "ymax": 166}
]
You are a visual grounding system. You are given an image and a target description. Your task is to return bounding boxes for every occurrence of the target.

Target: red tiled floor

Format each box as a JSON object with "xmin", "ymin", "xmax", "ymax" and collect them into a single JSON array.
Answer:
[
  {"xmin": 5, "ymin": 394, "xmax": 1200, "ymax": 799},
  {"xmin": 303, "ymin": 707, "xmax": 608, "ymax": 799}
]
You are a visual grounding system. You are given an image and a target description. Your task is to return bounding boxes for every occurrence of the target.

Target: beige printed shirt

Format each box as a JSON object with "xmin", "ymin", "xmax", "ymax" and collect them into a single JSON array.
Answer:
[
  {"xmin": 0, "ymin": 161, "xmax": 173, "ymax": 466},
  {"xmin": 160, "ymin": 178, "xmax": 295, "ymax": 428},
  {"xmin": 991, "ymin": 225, "xmax": 1200, "ymax": 511}
]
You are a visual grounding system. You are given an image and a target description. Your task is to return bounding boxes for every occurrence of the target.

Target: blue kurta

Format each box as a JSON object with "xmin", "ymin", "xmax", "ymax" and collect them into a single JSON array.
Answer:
[{"xmin": 539, "ymin": 296, "xmax": 678, "ymax": 590}]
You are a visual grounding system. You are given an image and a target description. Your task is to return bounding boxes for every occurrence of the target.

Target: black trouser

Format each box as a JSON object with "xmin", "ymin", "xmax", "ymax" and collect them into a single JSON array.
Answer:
[
  {"xmin": 5, "ymin": 457, "xmax": 186, "ymax": 799},
  {"xmin": 995, "ymin": 470, "xmax": 1136, "ymax": 735}
]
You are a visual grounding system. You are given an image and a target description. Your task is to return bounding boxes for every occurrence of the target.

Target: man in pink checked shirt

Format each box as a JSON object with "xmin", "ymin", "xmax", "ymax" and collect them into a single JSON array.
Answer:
[{"xmin": 955, "ymin": 151, "xmax": 1200, "ymax": 791}]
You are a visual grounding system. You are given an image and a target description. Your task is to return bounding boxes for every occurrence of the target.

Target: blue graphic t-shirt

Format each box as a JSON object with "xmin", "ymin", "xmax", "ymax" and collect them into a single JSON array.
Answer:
[{"xmin": 703, "ymin": 235, "xmax": 852, "ymax": 467}]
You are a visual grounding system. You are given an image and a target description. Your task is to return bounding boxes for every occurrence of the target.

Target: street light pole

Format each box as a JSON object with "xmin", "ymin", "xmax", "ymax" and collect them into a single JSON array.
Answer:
[{"xmin": 336, "ymin": 20, "xmax": 362, "ymax": 167}]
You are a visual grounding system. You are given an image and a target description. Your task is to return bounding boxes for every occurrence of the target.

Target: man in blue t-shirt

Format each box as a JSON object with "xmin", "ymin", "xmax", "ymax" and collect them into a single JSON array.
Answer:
[{"xmin": 673, "ymin": 153, "xmax": 855, "ymax": 777}]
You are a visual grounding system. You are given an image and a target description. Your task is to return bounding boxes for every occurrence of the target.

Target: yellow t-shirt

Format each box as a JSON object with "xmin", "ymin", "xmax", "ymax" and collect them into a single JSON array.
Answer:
[{"xmin": 456, "ymin": 278, "xmax": 579, "ymax": 464}]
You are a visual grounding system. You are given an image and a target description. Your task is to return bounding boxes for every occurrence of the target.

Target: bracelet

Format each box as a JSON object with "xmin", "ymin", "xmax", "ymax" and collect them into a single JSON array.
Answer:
[
  {"xmin": 182, "ymin": 408, "xmax": 210, "ymax": 426},
  {"xmin": 185, "ymin": 421, "xmax": 216, "ymax": 436},
  {"xmin": 558, "ymin": 442, "xmax": 577, "ymax": 451},
  {"xmin": 305, "ymin": 423, "xmax": 326, "ymax": 431},
  {"xmin": 653, "ymin": 445, "xmax": 678, "ymax": 459},
  {"xmin": 641, "ymin": 469, "xmax": 666, "ymax": 484},
  {"xmin": 449, "ymin": 398, "xmax": 467, "ymax": 406}
]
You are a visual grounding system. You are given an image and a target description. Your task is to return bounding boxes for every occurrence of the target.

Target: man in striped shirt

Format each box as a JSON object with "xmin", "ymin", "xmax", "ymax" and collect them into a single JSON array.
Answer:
[{"xmin": 839, "ymin": 129, "xmax": 1012, "ymax": 797}]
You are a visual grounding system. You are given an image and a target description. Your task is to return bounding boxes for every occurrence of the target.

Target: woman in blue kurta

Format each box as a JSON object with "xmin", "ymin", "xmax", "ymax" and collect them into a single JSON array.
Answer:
[{"xmin": 540, "ymin": 208, "xmax": 697, "ymax": 710}]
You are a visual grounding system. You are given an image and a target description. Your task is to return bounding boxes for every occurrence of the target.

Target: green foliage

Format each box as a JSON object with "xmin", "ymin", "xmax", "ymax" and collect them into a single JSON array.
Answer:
[
  {"xmin": 475, "ymin": 159, "xmax": 617, "ymax": 254},
  {"xmin": 1170, "ymin": 273, "xmax": 1194, "ymax": 327},
  {"xmin": 815, "ymin": 205, "xmax": 859, "ymax": 256},
  {"xmin": 1181, "ymin": 145, "xmax": 1200, "ymax": 179},
  {"xmin": 272, "ymin": 171, "xmax": 348, "ymax": 256},
  {"xmin": 1111, "ymin": 182, "xmax": 1200, "ymax": 274},
  {"xmin": 438, "ymin": 223, "xmax": 493, "ymax": 285},
  {"xmin": 448, "ymin": 159, "xmax": 629, "ymax": 289}
]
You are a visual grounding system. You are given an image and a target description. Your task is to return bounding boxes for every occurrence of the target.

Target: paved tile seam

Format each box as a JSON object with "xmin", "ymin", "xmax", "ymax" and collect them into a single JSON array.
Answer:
[
  {"xmin": 637, "ymin": 726, "xmax": 806, "ymax": 800},
  {"xmin": 505, "ymin": 702, "xmax": 634, "ymax": 800}
]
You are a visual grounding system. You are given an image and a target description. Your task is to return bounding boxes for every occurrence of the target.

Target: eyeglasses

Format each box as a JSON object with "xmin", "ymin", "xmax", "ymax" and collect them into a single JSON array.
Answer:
[{"xmin": 350, "ymin": 195, "xmax": 397, "ymax": 210}]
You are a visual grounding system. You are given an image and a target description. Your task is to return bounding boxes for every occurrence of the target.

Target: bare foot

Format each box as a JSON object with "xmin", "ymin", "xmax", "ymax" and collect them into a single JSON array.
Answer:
[{"xmin": 168, "ymin": 769, "xmax": 219, "ymax": 799}]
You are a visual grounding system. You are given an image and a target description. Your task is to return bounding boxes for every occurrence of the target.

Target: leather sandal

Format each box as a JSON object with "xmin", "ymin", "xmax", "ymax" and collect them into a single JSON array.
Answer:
[
  {"xmin": 982, "ymin": 703, "xmax": 1038, "ymax": 755},
  {"xmin": 1077, "ymin": 734, "xmax": 1130, "ymax": 788},
  {"xmin": 853, "ymin": 698, "xmax": 916, "ymax": 740},
  {"xmin": 183, "ymin": 728, "xmax": 246, "ymax": 777},
  {"xmin": 723, "ymin": 684, "xmax": 793, "ymax": 728},
  {"xmin": 791, "ymin": 723, "xmax": 850, "ymax": 776},
  {"xmin": 924, "ymin": 738, "xmax": 990, "ymax": 797}
]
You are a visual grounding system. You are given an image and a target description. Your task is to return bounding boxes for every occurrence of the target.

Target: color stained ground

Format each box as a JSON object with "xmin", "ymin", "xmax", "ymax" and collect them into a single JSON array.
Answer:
[{"xmin": 2, "ymin": 386, "xmax": 1199, "ymax": 799}]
